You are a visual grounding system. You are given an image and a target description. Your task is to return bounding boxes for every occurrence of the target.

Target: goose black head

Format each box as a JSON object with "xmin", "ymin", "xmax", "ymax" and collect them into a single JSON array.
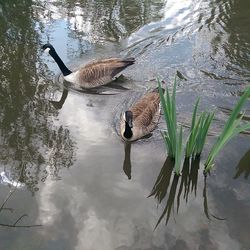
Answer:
[
  {"xmin": 123, "ymin": 111, "xmax": 133, "ymax": 128},
  {"xmin": 42, "ymin": 43, "xmax": 55, "ymax": 53}
]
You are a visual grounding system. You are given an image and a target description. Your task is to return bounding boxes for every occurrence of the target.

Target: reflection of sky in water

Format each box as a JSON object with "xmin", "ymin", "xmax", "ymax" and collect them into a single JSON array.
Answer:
[
  {"xmin": 128, "ymin": 0, "xmax": 201, "ymax": 44},
  {"xmin": 34, "ymin": 0, "xmax": 249, "ymax": 248},
  {"xmin": 39, "ymin": 20, "xmax": 91, "ymax": 72},
  {"xmin": 1, "ymin": 0, "xmax": 249, "ymax": 249},
  {"xmin": 34, "ymin": 90, "xmax": 242, "ymax": 249},
  {"xmin": 35, "ymin": 156, "xmax": 241, "ymax": 249}
]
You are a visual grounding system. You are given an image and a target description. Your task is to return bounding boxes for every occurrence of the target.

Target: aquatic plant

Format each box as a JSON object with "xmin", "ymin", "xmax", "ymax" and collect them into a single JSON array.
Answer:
[
  {"xmin": 153, "ymin": 79, "xmax": 250, "ymax": 229},
  {"xmin": 204, "ymin": 86, "xmax": 250, "ymax": 172},
  {"xmin": 149, "ymin": 156, "xmax": 208, "ymax": 229},
  {"xmin": 185, "ymin": 98, "xmax": 214, "ymax": 158},
  {"xmin": 158, "ymin": 77, "xmax": 183, "ymax": 175},
  {"xmin": 159, "ymin": 76, "xmax": 250, "ymax": 174}
]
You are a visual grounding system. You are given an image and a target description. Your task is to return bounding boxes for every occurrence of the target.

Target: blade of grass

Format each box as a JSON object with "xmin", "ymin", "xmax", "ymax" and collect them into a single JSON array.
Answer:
[
  {"xmin": 194, "ymin": 111, "xmax": 215, "ymax": 156},
  {"xmin": 158, "ymin": 78, "xmax": 179, "ymax": 159},
  {"xmin": 158, "ymin": 80, "xmax": 174, "ymax": 156},
  {"xmin": 205, "ymin": 87, "xmax": 250, "ymax": 171},
  {"xmin": 230, "ymin": 123, "xmax": 250, "ymax": 138},
  {"xmin": 185, "ymin": 98, "xmax": 200, "ymax": 157},
  {"xmin": 174, "ymin": 126, "xmax": 183, "ymax": 175}
]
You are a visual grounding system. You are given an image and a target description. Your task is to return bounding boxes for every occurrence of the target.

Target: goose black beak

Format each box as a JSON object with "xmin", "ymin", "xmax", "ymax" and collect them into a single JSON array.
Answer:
[{"xmin": 124, "ymin": 111, "xmax": 133, "ymax": 127}]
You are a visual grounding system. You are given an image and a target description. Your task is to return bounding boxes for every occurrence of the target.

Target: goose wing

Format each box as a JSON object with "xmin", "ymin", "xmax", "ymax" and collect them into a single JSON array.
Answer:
[
  {"xmin": 78, "ymin": 58, "xmax": 135, "ymax": 88},
  {"xmin": 130, "ymin": 92, "xmax": 161, "ymax": 128}
]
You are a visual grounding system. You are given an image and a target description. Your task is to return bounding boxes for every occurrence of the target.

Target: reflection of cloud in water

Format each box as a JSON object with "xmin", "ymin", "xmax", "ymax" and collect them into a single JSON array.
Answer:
[
  {"xmin": 56, "ymin": 93, "xmax": 105, "ymax": 143},
  {"xmin": 75, "ymin": 210, "xmax": 133, "ymax": 250},
  {"xmin": 76, "ymin": 210, "xmax": 112, "ymax": 250},
  {"xmin": 36, "ymin": 171, "xmax": 58, "ymax": 226},
  {"xmin": 35, "ymin": 137, "xmax": 241, "ymax": 249},
  {"xmin": 36, "ymin": 178, "xmax": 162, "ymax": 249}
]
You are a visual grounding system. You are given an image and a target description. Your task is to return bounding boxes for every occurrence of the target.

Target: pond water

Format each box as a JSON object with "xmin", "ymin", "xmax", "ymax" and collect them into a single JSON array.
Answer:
[{"xmin": 0, "ymin": 0, "xmax": 249, "ymax": 249}]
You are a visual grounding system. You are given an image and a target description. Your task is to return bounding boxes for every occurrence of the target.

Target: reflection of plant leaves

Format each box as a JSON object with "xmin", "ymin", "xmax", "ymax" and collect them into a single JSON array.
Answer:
[
  {"xmin": 177, "ymin": 158, "xmax": 190, "ymax": 212},
  {"xmin": 203, "ymin": 176, "xmax": 210, "ymax": 220},
  {"xmin": 150, "ymin": 156, "xmax": 210, "ymax": 229},
  {"xmin": 189, "ymin": 157, "xmax": 200, "ymax": 196},
  {"xmin": 148, "ymin": 157, "xmax": 174, "ymax": 202},
  {"xmin": 203, "ymin": 175, "xmax": 226, "ymax": 221},
  {"xmin": 234, "ymin": 150, "xmax": 250, "ymax": 179},
  {"xmin": 154, "ymin": 175, "xmax": 179, "ymax": 230}
]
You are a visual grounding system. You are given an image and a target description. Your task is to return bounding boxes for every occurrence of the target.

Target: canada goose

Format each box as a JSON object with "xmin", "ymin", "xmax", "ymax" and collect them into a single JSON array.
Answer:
[
  {"xmin": 120, "ymin": 88, "xmax": 164, "ymax": 141},
  {"xmin": 42, "ymin": 44, "xmax": 135, "ymax": 88}
]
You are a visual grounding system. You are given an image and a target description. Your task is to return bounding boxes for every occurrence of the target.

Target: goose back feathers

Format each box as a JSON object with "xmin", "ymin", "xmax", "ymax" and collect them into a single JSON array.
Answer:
[
  {"xmin": 120, "ymin": 88, "xmax": 163, "ymax": 142},
  {"xmin": 74, "ymin": 58, "xmax": 135, "ymax": 88}
]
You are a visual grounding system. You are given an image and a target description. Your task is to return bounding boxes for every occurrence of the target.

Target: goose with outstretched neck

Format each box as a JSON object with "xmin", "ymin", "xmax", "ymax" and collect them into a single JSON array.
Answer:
[{"xmin": 42, "ymin": 44, "xmax": 135, "ymax": 89}]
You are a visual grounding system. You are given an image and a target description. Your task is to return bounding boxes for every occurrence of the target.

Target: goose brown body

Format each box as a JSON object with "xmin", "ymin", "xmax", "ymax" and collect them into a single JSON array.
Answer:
[
  {"xmin": 76, "ymin": 58, "xmax": 135, "ymax": 88},
  {"xmin": 42, "ymin": 44, "xmax": 135, "ymax": 89},
  {"xmin": 120, "ymin": 89, "xmax": 162, "ymax": 141}
]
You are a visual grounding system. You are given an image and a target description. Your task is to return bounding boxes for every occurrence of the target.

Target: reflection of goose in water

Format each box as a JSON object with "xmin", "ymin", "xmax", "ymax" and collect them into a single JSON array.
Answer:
[
  {"xmin": 120, "ymin": 87, "xmax": 163, "ymax": 142},
  {"xmin": 122, "ymin": 143, "xmax": 132, "ymax": 179},
  {"xmin": 49, "ymin": 77, "xmax": 131, "ymax": 111},
  {"xmin": 50, "ymin": 88, "xmax": 68, "ymax": 110},
  {"xmin": 70, "ymin": 74, "xmax": 132, "ymax": 95},
  {"xmin": 148, "ymin": 157, "xmax": 215, "ymax": 228},
  {"xmin": 42, "ymin": 44, "xmax": 135, "ymax": 89}
]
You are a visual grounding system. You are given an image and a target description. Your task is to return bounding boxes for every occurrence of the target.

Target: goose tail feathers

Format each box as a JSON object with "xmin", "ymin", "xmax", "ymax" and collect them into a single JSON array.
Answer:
[{"xmin": 122, "ymin": 57, "xmax": 135, "ymax": 66}]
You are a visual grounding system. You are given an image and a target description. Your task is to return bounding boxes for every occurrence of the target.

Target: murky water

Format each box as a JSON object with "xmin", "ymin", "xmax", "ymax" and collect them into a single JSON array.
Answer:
[{"xmin": 0, "ymin": 0, "xmax": 249, "ymax": 249}]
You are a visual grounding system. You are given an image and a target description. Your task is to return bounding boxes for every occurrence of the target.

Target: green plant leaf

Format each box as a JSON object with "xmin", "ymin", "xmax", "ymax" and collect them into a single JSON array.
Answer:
[{"xmin": 205, "ymin": 87, "xmax": 250, "ymax": 171}]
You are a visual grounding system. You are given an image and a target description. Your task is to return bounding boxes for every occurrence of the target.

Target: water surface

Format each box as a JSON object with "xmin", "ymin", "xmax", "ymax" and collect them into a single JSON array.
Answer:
[{"xmin": 0, "ymin": 0, "xmax": 249, "ymax": 249}]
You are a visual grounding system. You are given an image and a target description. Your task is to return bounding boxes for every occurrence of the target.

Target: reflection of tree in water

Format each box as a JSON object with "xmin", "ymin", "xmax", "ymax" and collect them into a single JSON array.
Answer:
[
  {"xmin": 218, "ymin": 0, "xmax": 250, "ymax": 75},
  {"xmin": 0, "ymin": 1, "xmax": 75, "ymax": 193},
  {"xmin": 199, "ymin": 0, "xmax": 250, "ymax": 79},
  {"xmin": 0, "ymin": 181, "xmax": 42, "ymax": 228},
  {"xmin": 33, "ymin": 0, "xmax": 165, "ymax": 43}
]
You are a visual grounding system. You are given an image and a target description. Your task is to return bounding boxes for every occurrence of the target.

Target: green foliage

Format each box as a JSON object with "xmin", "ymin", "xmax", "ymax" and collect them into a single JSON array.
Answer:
[
  {"xmin": 175, "ymin": 126, "xmax": 183, "ymax": 175},
  {"xmin": 158, "ymin": 77, "xmax": 183, "ymax": 175},
  {"xmin": 204, "ymin": 87, "xmax": 250, "ymax": 172},
  {"xmin": 159, "ymin": 75, "xmax": 250, "ymax": 174},
  {"xmin": 185, "ymin": 98, "xmax": 200, "ymax": 158},
  {"xmin": 185, "ymin": 98, "xmax": 214, "ymax": 158}
]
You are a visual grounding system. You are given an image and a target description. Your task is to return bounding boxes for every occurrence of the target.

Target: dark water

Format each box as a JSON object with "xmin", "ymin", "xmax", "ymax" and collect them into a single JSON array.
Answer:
[{"xmin": 0, "ymin": 0, "xmax": 249, "ymax": 249}]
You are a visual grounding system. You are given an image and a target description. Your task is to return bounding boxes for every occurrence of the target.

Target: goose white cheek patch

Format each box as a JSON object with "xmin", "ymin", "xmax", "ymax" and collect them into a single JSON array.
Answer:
[{"xmin": 44, "ymin": 48, "xmax": 50, "ymax": 53}]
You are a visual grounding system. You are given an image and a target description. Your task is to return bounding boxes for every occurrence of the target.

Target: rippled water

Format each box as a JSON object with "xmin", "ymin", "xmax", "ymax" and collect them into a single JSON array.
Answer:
[{"xmin": 0, "ymin": 0, "xmax": 249, "ymax": 249}]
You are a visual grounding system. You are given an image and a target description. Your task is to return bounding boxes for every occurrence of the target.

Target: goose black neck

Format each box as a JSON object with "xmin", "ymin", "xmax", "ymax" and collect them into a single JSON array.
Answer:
[
  {"xmin": 124, "ymin": 122, "xmax": 133, "ymax": 139},
  {"xmin": 49, "ymin": 50, "xmax": 72, "ymax": 76}
]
